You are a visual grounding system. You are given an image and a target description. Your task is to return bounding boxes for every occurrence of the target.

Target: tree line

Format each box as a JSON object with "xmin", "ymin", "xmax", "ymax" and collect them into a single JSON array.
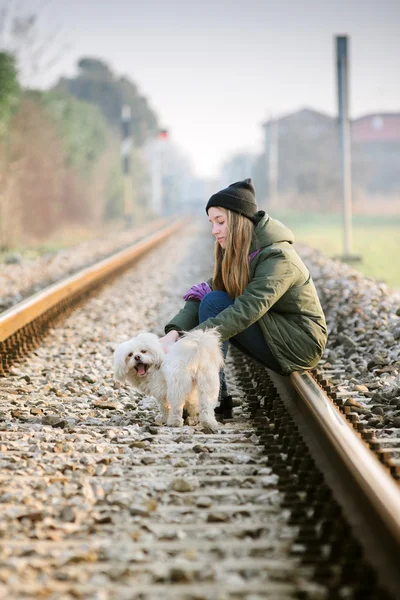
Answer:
[{"xmin": 0, "ymin": 52, "xmax": 159, "ymax": 250}]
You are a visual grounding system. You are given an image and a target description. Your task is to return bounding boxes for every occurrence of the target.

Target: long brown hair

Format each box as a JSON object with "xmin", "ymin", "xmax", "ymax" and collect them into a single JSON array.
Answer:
[{"xmin": 212, "ymin": 208, "xmax": 254, "ymax": 298}]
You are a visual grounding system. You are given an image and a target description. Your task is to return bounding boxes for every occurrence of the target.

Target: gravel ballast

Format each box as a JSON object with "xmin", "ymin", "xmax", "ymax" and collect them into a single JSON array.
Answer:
[
  {"xmin": 0, "ymin": 226, "xmax": 309, "ymax": 599},
  {"xmin": 0, "ymin": 224, "xmax": 399, "ymax": 598},
  {"xmin": 0, "ymin": 219, "xmax": 166, "ymax": 312},
  {"xmin": 2, "ymin": 222, "xmax": 399, "ymax": 428}
]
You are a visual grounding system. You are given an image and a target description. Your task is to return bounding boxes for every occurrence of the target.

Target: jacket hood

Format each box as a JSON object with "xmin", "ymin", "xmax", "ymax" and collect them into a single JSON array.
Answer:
[{"xmin": 251, "ymin": 211, "xmax": 294, "ymax": 250}]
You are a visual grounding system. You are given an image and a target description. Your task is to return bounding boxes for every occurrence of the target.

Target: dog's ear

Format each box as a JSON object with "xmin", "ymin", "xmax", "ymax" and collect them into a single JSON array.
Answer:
[{"xmin": 113, "ymin": 347, "xmax": 128, "ymax": 382}]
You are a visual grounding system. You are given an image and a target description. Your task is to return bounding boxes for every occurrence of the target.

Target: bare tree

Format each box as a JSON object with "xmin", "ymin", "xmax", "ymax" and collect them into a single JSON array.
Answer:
[{"xmin": 0, "ymin": 0, "xmax": 69, "ymax": 87}]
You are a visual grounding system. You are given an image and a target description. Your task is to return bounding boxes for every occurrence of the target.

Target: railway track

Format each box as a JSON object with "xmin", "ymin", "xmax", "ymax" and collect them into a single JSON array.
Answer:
[{"xmin": 0, "ymin": 221, "xmax": 399, "ymax": 599}]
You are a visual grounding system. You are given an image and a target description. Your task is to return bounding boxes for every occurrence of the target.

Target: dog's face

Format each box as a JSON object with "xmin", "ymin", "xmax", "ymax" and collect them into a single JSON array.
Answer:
[{"xmin": 113, "ymin": 333, "xmax": 164, "ymax": 383}]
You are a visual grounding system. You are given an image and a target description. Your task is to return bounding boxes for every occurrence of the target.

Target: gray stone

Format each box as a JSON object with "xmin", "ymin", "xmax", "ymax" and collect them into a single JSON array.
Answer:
[{"xmin": 171, "ymin": 478, "xmax": 195, "ymax": 493}]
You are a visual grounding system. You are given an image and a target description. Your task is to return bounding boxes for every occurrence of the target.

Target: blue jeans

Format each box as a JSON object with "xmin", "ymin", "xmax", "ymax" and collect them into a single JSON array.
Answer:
[{"xmin": 198, "ymin": 291, "xmax": 282, "ymax": 395}]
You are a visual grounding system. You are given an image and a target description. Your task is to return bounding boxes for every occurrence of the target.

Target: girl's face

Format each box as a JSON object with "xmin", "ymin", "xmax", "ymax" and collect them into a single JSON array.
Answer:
[{"xmin": 208, "ymin": 207, "xmax": 228, "ymax": 249}]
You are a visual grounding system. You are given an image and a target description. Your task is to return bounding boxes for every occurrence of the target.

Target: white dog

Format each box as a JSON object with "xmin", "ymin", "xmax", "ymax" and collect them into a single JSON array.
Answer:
[{"xmin": 113, "ymin": 329, "xmax": 224, "ymax": 430}]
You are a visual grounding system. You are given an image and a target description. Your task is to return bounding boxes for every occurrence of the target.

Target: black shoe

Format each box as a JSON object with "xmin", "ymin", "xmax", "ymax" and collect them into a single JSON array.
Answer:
[{"xmin": 215, "ymin": 395, "xmax": 233, "ymax": 420}]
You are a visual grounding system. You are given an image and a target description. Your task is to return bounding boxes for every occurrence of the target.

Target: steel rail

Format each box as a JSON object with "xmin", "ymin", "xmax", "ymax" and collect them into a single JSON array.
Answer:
[
  {"xmin": 0, "ymin": 219, "xmax": 183, "ymax": 343},
  {"xmin": 290, "ymin": 370, "xmax": 400, "ymax": 595}
]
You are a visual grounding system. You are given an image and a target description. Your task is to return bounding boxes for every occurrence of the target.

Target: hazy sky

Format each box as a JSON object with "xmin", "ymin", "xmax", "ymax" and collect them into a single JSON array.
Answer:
[{"xmin": 28, "ymin": 0, "xmax": 400, "ymax": 178}]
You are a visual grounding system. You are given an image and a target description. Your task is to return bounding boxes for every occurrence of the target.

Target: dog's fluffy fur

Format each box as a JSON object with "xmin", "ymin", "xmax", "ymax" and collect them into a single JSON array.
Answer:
[{"xmin": 113, "ymin": 329, "xmax": 224, "ymax": 430}]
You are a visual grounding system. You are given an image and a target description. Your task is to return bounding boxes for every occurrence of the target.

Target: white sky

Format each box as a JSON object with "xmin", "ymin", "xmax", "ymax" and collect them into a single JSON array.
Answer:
[{"xmin": 11, "ymin": 0, "xmax": 400, "ymax": 178}]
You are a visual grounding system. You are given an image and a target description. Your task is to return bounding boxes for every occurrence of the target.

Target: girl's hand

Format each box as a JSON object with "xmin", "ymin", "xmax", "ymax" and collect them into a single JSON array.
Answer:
[{"xmin": 159, "ymin": 330, "xmax": 180, "ymax": 354}]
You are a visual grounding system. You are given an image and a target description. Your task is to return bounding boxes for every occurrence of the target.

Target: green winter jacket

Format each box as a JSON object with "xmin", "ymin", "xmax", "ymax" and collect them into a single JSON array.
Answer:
[{"xmin": 165, "ymin": 211, "xmax": 327, "ymax": 375}]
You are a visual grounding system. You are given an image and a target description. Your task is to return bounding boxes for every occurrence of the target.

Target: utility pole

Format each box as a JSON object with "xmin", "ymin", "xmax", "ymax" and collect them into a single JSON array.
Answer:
[
  {"xmin": 158, "ymin": 129, "xmax": 169, "ymax": 215},
  {"xmin": 121, "ymin": 104, "xmax": 133, "ymax": 226},
  {"xmin": 263, "ymin": 116, "xmax": 279, "ymax": 208},
  {"xmin": 336, "ymin": 35, "xmax": 355, "ymax": 259},
  {"xmin": 270, "ymin": 117, "xmax": 279, "ymax": 207}
]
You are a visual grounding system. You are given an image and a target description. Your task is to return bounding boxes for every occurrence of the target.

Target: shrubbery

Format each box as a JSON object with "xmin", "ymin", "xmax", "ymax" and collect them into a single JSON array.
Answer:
[
  {"xmin": 0, "ymin": 52, "xmax": 20, "ymax": 136},
  {"xmin": 0, "ymin": 56, "xmax": 156, "ymax": 249}
]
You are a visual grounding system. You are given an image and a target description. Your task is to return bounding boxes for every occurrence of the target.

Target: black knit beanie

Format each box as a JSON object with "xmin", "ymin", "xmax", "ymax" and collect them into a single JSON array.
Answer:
[{"xmin": 206, "ymin": 178, "xmax": 258, "ymax": 222}]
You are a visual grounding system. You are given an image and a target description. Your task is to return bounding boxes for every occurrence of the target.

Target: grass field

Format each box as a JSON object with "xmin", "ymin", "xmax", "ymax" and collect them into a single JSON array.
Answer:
[{"xmin": 274, "ymin": 211, "xmax": 400, "ymax": 290}]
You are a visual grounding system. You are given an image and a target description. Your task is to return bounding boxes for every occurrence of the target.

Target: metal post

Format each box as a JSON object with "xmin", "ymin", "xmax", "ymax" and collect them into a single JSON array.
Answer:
[
  {"xmin": 336, "ymin": 35, "xmax": 353, "ymax": 257},
  {"xmin": 270, "ymin": 117, "xmax": 279, "ymax": 207},
  {"xmin": 157, "ymin": 130, "xmax": 169, "ymax": 215},
  {"xmin": 263, "ymin": 117, "xmax": 279, "ymax": 208},
  {"xmin": 262, "ymin": 121, "xmax": 270, "ymax": 207},
  {"xmin": 121, "ymin": 104, "xmax": 133, "ymax": 226}
]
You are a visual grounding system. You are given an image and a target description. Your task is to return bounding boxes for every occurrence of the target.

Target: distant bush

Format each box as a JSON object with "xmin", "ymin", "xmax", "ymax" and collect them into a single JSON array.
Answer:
[
  {"xmin": 53, "ymin": 57, "xmax": 159, "ymax": 146},
  {"xmin": 0, "ymin": 52, "xmax": 20, "ymax": 136},
  {"xmin": 36, "ymin": 91, "xmax": 109, "ymax": 176},
  {"xmin": 0, "ymin": 58, "xmax": 154, "ymax": 249}
]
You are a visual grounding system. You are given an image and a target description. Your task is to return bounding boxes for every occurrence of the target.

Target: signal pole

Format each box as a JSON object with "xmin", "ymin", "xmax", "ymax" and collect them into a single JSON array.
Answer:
[
  {"xmin": 269, "ymin": 117, "xmax": 279, "ymax": 207},
  {"xmin": 121, "ymin": 104, "xmax": 133, "ymax": 226},
  {"xmin": 158, "ymin": 129, "xmax": 169, "ymax": 215},
  {"xmin": 263, "ymin": 116, "xmax": 279, "ymax": 208},
  {"xmin": 336, "ymin": 35, "xmax": 355, "ymax": 258}
]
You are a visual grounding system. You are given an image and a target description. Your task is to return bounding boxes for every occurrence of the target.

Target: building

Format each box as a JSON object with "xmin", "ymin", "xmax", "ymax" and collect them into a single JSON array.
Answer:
[
  {"xmin": 352, "ymin": 113, "xmax": 400, "ymax": 194},
  {"xmin": 260, "ymin": 108, "xmax": 400, "ymax": 209},
  {"xmin": 262, "ymin": 108, "xmax": 339, "ymax": 209}
]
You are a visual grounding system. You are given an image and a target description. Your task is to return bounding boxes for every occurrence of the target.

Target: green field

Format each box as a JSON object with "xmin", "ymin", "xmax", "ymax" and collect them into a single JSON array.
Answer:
[{"xmin": 274, "ymin": 212, "xmax": 400, "ymax": 290}]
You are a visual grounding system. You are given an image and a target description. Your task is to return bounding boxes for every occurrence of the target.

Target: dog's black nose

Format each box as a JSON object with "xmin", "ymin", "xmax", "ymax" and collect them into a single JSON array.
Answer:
[{"xmin": 134, "ymin": 354, "xmax": 141, "ymax": 361}]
